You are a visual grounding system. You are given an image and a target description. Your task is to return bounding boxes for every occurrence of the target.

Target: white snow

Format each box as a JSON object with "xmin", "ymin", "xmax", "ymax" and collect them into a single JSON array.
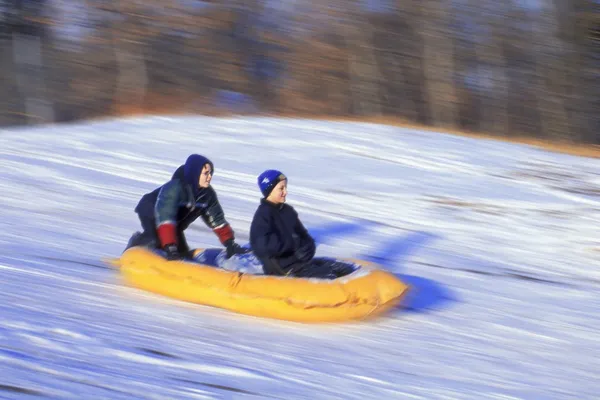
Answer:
[{"xmin": 0, "ymin": 116, "xmax": 599, "ymax": 399}]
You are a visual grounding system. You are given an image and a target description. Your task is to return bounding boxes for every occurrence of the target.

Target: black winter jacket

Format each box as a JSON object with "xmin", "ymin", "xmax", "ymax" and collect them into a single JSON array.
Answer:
[
  {"xmin": 135, "ymin": 166, "xmax": 228, "ymax": 231},
  {"xmin": 249, "ymin": 199, "xmax": 316, "ymax": 275},
  {"xmin": 134, "ymin": 163, "xmax": 233, "ymax": 250}
]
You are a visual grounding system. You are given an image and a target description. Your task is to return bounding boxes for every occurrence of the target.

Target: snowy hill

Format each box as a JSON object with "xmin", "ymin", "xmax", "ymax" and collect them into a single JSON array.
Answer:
[{"xmin": 0, "ymin": 116, "xmax": 599, "ymax": 399}]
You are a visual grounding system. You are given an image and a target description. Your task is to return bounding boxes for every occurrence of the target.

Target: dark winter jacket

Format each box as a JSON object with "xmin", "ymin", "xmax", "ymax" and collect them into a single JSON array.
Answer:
[
  {"xmin": 249, "ymin": 199, "xmax": 316, "ymax": 275},
  {"xmin": 134, "ymin": 155, "xmax": 234, "ymax": 249}
]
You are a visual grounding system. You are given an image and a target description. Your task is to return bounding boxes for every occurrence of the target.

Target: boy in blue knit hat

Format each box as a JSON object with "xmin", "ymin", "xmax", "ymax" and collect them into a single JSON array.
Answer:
[{"xmin": 250, "ymin": 169, "xmax": 336, "ymax": 278}]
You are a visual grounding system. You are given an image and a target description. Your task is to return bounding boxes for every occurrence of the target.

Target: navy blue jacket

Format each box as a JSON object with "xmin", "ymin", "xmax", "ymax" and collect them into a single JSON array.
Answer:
[
  {"xmin": 250, "ymin": 199, "xmax": 316, "ymax": 275},
  {"xmin": 134, "ymin": 155, "xmax": 234, "ymax": 249}
]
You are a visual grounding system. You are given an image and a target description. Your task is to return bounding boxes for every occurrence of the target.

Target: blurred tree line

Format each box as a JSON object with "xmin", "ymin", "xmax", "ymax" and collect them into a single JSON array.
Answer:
[{"xmin": 0, "ymin": 0, "xmax": 598, "ymax": 143}]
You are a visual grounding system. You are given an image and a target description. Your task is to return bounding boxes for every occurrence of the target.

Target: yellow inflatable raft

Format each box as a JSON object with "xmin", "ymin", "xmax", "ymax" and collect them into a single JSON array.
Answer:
[{"xmin": 115, "ymin": 246, "xmax": 409, "ymax": 323}]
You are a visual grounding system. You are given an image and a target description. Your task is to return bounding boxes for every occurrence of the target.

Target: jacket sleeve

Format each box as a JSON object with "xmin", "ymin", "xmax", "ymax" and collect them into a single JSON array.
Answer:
[
  {"xmin": 154, "ymin": 180, "xmax": 182, "ymax": 247},
  {"xmin": 293, "ymin": 210, "xmax": 316, "ymax": 262},
  {"xmin": 250, "ymin": 211, "xmax": 291, "ymax": 258},
  {"xmin": 199, "ymin": 186, "xmax": 234, "ymax": 245},
  {"xmin": 294, "ymin": 210, "xmax": 313, "ymax": 241}
]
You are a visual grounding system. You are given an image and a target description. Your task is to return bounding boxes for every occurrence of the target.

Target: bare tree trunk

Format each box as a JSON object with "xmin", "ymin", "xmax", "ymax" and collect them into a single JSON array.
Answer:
[
  {"xmin": 471, "ymin": 5, "xmax": 509, "ymax": 136},
  {"xmin": 341, "ymin": 6, "xmax": 383, "ymax": 116},
  {"xmin": 11, "ymin": 32, "xmax": 54, "ymax": 124},
  {"xmin": 386, "ymin": 53, "xmax": 417, "ymax": 119},
  {"xmin": 420, "ymin": 0, "xmax": 457, "ymax": 128},
  {"xmin": 372, "ymin": 10, "xmax": 420, "ymax": 121},
  {"xmin": 532, "ymin": 1, "xmax": 572, "ymax": 141},
  {"xmin": 493, "ymin": 32, "xmax": 510, "ymax": 136},
  {"xmin": 556, "ymin": 0, "xmax": 596, "ymax": 143},
  {"xmin": 0, "ymin": 35, "xmax": 23, "ymax": 125},
  {"xmin": 112, "ymin": 36, "xmax": 148, "ymax": 114}
]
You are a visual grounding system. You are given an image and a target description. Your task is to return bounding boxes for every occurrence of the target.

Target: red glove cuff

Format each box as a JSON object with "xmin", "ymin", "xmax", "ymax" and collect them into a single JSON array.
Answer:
[
  {"xmin": 157, "ymin": 223, "xmax": 177, "ymax": 247},
  {"xmin": 214, "ymin": 224, "xmax": 234, "ymax": 245}
]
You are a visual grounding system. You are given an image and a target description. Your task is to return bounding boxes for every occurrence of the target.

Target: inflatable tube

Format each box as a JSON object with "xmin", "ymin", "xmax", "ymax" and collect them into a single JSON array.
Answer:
[{"xmin": 116, "ymin": 247, "xmax": 410, "ymax": 323}]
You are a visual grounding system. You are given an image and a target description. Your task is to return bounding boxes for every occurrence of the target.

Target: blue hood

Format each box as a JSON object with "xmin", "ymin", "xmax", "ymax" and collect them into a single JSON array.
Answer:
[{"xmin": 183, "ymin": 154, "xmax": 214, "ymax": 192}]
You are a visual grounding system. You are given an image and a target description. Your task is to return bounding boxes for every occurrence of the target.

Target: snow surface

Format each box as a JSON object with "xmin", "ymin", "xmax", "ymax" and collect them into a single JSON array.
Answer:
[{"xmin": 0, "ymin": 116, "xmax": 599, "ymax": 399}]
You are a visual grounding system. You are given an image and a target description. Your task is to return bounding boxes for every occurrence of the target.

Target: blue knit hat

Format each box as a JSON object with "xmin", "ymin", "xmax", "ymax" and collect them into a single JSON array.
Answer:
[{"xmin": 257, "ymin": 169, "xmax": 287, "ymax": 198}]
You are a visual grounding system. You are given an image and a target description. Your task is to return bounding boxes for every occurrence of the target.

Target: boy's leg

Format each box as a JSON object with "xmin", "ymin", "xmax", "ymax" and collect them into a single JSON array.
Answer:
[
  {"xmin": 176, "ymin": 229, "xmax": 191, "ymax": 257},
  {"xmin": 289, "ymin": 261, "xmax": 336, "ymax": 279},
  {"xmin": 327, "ymin": 260, "xmax": 358, "ymax": 277},
  {"xmin": 124, "ymin": 214, "xmax": 159, "ymax": 251},
  {"xmin": 260, "ymin": 258, "xmax": 288, "ymax": 276}
]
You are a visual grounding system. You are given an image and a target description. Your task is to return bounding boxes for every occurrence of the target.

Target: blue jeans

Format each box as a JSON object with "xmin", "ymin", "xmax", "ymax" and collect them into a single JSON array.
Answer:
[
  {"xmin": 125, "ymin": 214, "xmax": 189, "ymax": 254},
  {"xmin": 287, "ymin": 258, "xmax": 357, "ymax": 279}
]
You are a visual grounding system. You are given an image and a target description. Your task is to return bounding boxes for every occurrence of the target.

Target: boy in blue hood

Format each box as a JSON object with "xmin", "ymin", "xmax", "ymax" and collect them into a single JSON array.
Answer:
[{"xmin": 126, "ymin": 154, "xmax": 248, "ymax": 261}]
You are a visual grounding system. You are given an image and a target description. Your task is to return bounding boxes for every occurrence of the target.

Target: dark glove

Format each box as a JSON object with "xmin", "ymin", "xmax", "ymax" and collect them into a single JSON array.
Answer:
[
  {"xmin": 294, "ymin": 241, "xmax": 315, "ymax": 263},
  {"xmin": 262, "ymin": 258, "xmax": 288, "ymax": 276},
  {"xmin": 224, "ymin": 240, "xmax": 250, "ymax": 259},
  {"xmin": 163, "ymin": 244, "xmax": 183, "ymax": 261}
]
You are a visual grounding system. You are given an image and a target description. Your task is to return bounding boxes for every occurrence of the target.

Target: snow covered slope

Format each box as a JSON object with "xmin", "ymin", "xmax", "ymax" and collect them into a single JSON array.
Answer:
[{"xmin": 0, "ymin": 116, "xmax": 598, "ymax": 399}]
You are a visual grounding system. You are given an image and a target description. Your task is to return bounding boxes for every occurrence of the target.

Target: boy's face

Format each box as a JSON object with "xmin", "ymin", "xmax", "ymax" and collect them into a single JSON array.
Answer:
[
  {"xmin": 198, "ymin": 164, "xmax": 212, "ymax": 188},
  {"xmin": 267, "ymin": 179, "xmax": 287, "ymax": 204}
]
